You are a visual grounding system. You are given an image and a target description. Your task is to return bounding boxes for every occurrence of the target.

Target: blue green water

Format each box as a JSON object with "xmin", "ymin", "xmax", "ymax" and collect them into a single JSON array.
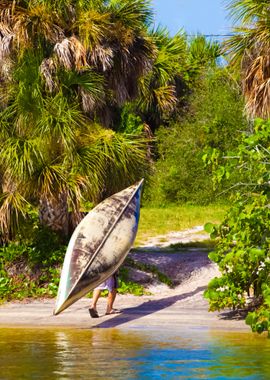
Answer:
[{"xmin": 1, "ymin": 327, "xmax": 270, "ymax": 379}]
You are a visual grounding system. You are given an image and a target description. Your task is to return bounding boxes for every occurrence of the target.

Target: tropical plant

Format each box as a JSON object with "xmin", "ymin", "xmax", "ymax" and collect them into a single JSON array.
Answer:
[
  {"xmin": 0, "ymin": 79, "xmax": 149, "ymax": 240},
  {"xmin": 145, "ymin": 66, "xmax": 246, "ymax": 205},
  {"xmin": 187, "ymin": 35, "xmax": 221, "ymax": 80},
  {"xmin": 137, "ymin": 27, "xmax": 187, "ymax": 131},
  {"xmin": 0, "ymin": 0, "xmax": 154, "ymax": 240},
  {"xmin": 225, "ymin": 0, "xmax": 270, "ymax": 119},
  {"xmin": 204, "ymin": 119, "xmax": 270, "ymax": 336}
]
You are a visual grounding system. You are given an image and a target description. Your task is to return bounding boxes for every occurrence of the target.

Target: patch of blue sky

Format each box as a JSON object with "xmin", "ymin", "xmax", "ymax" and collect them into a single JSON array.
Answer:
[{"xmin": 152, "ymin": 0, "xmax": 233, "ymax": 37}]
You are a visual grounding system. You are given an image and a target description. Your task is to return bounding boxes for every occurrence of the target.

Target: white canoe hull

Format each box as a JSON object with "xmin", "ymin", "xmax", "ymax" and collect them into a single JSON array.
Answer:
[{"xmin": 54, "ymin": 180, "xmax": 143, "ymax": 315}]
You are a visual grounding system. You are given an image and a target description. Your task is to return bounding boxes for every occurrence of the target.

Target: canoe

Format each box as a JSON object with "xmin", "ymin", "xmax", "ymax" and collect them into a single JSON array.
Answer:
[{"xmin": 54, "ymin": 179, "xmax": 144, "ymax": 315}]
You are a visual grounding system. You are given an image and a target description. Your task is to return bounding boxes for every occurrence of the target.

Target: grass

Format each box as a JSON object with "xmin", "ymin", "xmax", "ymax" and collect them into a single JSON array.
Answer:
[
  {"xmin": 125, "ymin": 257, "xmax": 173, "ymax": 287},
  {"xmin": 135, "ymin": 203, "xmax": 227, "ymax": 245},
  {"xmin": 169, "ymin": 239, "xmax": 216, "ymax": 250}
]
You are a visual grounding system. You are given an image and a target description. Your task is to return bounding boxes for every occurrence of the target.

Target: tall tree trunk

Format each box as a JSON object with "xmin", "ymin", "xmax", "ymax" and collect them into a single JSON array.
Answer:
[{"xmin": 39, "ymin": 192, "xmax": 69, "ymax": 238}]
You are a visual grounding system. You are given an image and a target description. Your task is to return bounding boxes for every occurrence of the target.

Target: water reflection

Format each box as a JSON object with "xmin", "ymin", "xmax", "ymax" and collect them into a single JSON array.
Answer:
[{"xmin": 0, "ymin": 328, "xmax": 269, "ymax": 379}]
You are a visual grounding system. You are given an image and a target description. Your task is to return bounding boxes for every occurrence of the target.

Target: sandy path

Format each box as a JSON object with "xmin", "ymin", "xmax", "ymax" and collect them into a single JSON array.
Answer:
[{"xmin": 0, "ymin": 227, "xmax": 249, "ymax": 332}]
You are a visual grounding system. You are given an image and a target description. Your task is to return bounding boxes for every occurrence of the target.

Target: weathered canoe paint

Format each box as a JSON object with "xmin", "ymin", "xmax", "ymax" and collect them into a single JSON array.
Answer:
[{"xmin": 54, "ymin": 179, "xmax": 144, "ymax": 315}]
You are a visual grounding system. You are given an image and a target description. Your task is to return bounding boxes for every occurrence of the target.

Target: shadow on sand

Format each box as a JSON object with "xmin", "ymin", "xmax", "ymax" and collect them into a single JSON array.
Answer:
[
  {"xmin": 219, "ymin": 309, "xmax": 248, "ymax": 321},
  {"xmin": 93, "ymin": 286, "xmax": 206, "ymax": 328}
]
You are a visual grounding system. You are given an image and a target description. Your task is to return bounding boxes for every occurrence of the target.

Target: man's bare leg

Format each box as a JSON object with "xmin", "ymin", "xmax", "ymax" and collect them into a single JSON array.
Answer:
[
  {"xmin": 91, "ymin": 289, "xmax": 102, "ymax": 310},
  {"xmin": 89, "ymin": 289, "xmax": 102, "ymax": 318},
  {"xmin": 106, "ymin": 289, "xmax": 117, "ymax": 314}
]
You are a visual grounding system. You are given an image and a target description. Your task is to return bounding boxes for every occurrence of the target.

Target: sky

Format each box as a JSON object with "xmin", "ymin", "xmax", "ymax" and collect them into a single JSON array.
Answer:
[{"xmin": 152, "ymin": 0, "xmax": 232, "ymax": 37}]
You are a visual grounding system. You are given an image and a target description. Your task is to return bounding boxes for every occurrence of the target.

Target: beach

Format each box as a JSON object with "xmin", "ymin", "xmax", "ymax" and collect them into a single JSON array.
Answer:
[{"xmin": 0, "ymin": 227, "xmax": 249, "ymax": 332}]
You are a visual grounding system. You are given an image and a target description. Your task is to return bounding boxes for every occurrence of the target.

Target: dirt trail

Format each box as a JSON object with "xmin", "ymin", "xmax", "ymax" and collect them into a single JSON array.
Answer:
[{"xmin": 128, "ymin": 226, "xmax": 219, "ymax": 295}]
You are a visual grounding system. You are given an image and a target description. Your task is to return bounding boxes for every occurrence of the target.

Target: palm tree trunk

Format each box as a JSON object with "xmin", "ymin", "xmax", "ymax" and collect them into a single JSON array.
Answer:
[{"xmin": 39, "ymin": 193, "xmax": 69, "ymax": 238}]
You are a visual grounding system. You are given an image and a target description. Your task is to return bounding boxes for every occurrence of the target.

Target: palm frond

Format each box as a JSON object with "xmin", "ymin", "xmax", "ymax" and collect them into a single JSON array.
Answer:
[
  {"xmin": 0, "ymin": 137, "xmax": 42, "ymax": 180},
  {"xmin": 244, "ymin": 55, "xmax": 270, "ymax": 118},
  {"xmin": 9, "ymin": 51, "xmax": 44, "ymax": 119},
  {"xmin": 60, "ymin": 70, "xmax": 105, "ymax": 112},
  {"xmin": 69, "ymin": 143, "xmax": 106, "ymax": 178},
  {"xmin": 65, "ymin": 172, "xmax": 89, "ymax": 209},
  {"xmin": 35, "ymin": 93, "xmax": 87, "ymax": 150},
  {"xmin": 224, "ymin": 1, "xmax": 270, "ymax": 118},
  {"xmin": 54, "ymin": 36, "xmax": 87, "ymax": 70},
  {"xmin": 103, "ymin": 0, "xmax": 155, "ymax": 105},
  {"xmin": 80, "ymin": 87, "xmax": 103, "ymax": 113},
  {"xmin": 92, "ymin": 128, "xmax": 150, "ymax": 196},
  {"xmin": 227, "ymin": 0, "xmax": 269, "ymax": 24},
  {"xmin": 137, "ymin": 28, "xmax": 185, "ymax": 117},
  {"xmin": 75, "ymin": 8, "xmax": 110, "ymax": 49},
  {"xmin": 152, "ymin": 27, "xmax": 187, "ymax": 61},
  {"xmin": 0, "ymin": 4, "xmax": 15, "ymax": 73},
  {"xmin": 14, "ymin": 3, "xmax": 64, "ymax": 46},
  {"xmin": 154, "ymin": 85, "xmax": 178, "ymax": 113},
  {"xmin": 223, "ymin": 28, "xmax": 254, "ymax": 65},
  {"xmin": 36, "ymin": 163, "xmax": 67, "ymax": 199},
  {"xmin": 107, "ymin": 33, "xmax": 155, "ymax": 104},
  {"xmin": 0, "ymin": 188, "xmax": 29, "ymax": 241},
  {"xmin": 89, "ymin": 44, "xmax": 114, "ymax": 71},
  {"xmin": 0, "ymin": 57, "xmax": 13, "ymax": 84},
  {"xmin": 40, "ymin": 57, "xmax": 58, "ymax": 92},
  {"xmin": 0, "ymin": 28, "xmax": 13, "ymax": 62},
  {"xmin": 109, "ymin": 0, "xmax": 153, "ymax": 29},
  {"xmin": 189, "ymin": 35, "xmax": 220, "ymax": 67}
]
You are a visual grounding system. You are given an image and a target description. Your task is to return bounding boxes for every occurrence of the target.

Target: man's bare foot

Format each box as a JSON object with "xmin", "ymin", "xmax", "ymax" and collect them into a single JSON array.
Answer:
[{"xmin": 105, "ymin": 308, "xmax": 122, "ymax": 315}]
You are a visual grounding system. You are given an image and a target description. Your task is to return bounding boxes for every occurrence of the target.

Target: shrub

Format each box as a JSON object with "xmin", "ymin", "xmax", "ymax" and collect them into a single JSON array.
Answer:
[
  {"xmin": 204, "ymin": 120, "xmax": 270, "ymax": 336},
  {"xmin": 145, "ymin": 68, "xmax": 247, "ymax": 205}
]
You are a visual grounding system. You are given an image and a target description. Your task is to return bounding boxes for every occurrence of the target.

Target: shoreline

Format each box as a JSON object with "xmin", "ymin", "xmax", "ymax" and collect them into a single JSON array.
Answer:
[
  {"xmin": 0, "ymin": 228, "xmax": 251, "ymax": 334},
  {"xmin": 0, "ymin": 291, "xmax": 250, "ymax": 332}
]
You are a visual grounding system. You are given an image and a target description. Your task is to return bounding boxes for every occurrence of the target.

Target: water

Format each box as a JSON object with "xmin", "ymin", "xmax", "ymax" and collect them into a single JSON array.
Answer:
[{"xmin": 1, "ymin": 327, "xmax": 270, "ymax": 379}]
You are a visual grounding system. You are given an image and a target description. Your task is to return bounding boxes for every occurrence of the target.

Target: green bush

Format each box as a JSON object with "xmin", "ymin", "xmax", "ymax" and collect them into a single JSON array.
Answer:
[
  {"xmin": 0, "ymin": 224, "xmax": 66, "ymax": 301},
  {"xmin": 145, "ymin": 68, "xmax": 247, "ymax": 205},
  {"xmin": 204, "ymin": 120, "xmax": 270, "ymax": 336}
]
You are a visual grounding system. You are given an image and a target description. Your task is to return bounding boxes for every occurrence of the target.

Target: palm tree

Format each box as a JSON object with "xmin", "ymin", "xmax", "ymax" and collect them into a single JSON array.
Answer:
[
  {"xmin": 187, "ymin": 35, "xmax": 221, "ymax": 78},
  {"xmin": 0, "ymin": 0, "xmax": 155, "ymax": 113},
  {"xmin": 137, "ymin": 27, "xmax": 187, "ymax": 130},
  {"xmin": 224, "ymin": 0, "xmax": 270, "ymax": 118},
  {"xmin": 0, "ymin": 0, "xmax": 153, "ymax": 240},
  {"xmin": 0, "ymin": 58, "xmax": 150, "ymax": 239}
]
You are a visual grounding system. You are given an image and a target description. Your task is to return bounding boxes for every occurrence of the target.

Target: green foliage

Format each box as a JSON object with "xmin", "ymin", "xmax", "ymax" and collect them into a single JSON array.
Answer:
[
  {"xmin": 0, "ymin": 223, "xmax": 66, "ymax": 301},
  {"xmin": 187, "ymin": 35, "xmax": 221, "ymax": 81},
  {"xmin": 246, "ymin": 284, "xmax": 270, "ymax": 336},
  {"xmin": 169, "ymin": 239, "xmax": 216, "ymax": 250},
  {"xmin": 0, "ymin": 0, "xmax": 156, "ymax": 240},
  {"xmin": 118, "ymin": 267, "xmax": 146, "ymax": 296},
  {"xmin": 137, "ymin": 27, "xmax": 187, "ymax": 130},
  {"xmin": 147, "ymin": 122, "xmax": 214, "ymax": 204},
  {"xmin": 204, "ymin": 120, "xmax": 270, "ymax": 335},
  {"xmin": 145, "ymin": 67, "xmax": 246, "ymax": 205},
  {"xmin": 125, "ymin": 257, "xmax": 173, "ymax": 287},
  {"xmin": 117, "ymin": 104, "xmax": 145, "ymax": 134}
]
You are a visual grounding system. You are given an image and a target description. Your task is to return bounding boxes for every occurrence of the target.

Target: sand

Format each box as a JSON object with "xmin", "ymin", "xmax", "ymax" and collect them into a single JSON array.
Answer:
[{"xmin": 0, "ymin": 227, "xmax": 250, "ymax": 332}]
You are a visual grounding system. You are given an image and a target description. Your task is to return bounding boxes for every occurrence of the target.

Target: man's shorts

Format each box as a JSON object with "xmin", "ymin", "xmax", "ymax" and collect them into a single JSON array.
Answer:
[{"xmin": 95, "ymin": 273, "xmax": 119, "ymax": 292}]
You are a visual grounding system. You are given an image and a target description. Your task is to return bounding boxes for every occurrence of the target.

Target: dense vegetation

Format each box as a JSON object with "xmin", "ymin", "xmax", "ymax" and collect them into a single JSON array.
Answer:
[
  {"xmin": 204, "ymin": 0, "xmax": 270, "ymax": 337},
  {"xmin": 146, "ymin": 67, "xmax": 246, "ymax": 205},
  {"xmin": 1, "ymin": 0, "xmax": 270, "ymax": 337},
  {"xmin": 204, "ymin": 120, "xmax": 270, "ymax": 336}
]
